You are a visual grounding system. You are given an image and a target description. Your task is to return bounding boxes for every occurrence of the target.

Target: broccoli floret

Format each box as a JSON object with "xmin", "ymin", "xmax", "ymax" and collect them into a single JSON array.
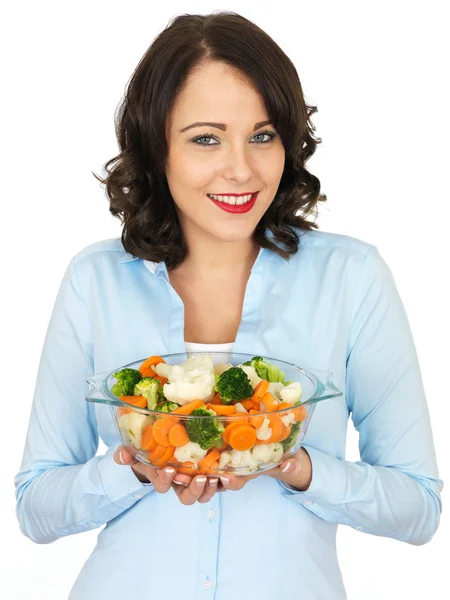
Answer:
[
  {"xmin": 156, "ymin": 400, "xmax": 179, "ymax": 413},
  {"xmin": 184, "ymin": 407, "xmax": 225, "ymax": 450},
  {"xmin": 134, "ymin": 376, "xmax": 164, "ymax": 410},
  {"xmin": 243, "ymin": 356, "xmax": 290, "ymax": 384},
  {"xmin": 214, "ymin": 366, "xmax": 253, "ymax": 405},
  {"xmin": 111, "ymin": 368, "xmax": 142, "ymax": 396},
  {"xmin": 282, "ymin": 421, "xmax": 301, "ymax": 452}
]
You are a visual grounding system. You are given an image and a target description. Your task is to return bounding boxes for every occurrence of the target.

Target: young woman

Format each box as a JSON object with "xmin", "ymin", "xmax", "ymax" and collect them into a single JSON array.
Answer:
[{"xmin": 14, "ymin": 11, "xmax": 442, "ymax": 600}]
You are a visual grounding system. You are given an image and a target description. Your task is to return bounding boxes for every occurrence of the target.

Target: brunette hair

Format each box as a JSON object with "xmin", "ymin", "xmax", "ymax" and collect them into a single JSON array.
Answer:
[{"xmin": 93, "ymin": 11, "xmax": 327, "ymax": 269}]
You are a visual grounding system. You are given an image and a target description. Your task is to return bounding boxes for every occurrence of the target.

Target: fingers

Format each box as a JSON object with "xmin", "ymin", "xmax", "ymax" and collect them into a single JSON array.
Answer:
[{"xmin": 171, "ymin": 474, "xmax": 218, "ymax": 505}]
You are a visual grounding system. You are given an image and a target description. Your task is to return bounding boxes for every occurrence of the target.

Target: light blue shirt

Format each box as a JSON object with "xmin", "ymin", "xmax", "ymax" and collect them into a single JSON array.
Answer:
[{"xmin": 14, "ymin": 228, "xmax": 443, "ymax": 600}]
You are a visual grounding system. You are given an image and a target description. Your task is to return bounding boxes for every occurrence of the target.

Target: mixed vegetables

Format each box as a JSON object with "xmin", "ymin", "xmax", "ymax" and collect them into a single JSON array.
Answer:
[{"xmin": 113, "ymin": 354, "xmax": 306, "ymax": 474}]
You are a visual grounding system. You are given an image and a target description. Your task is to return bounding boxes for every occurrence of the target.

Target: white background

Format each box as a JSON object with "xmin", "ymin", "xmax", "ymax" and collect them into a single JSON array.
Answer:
[{"xmin": 2, "ymin": 1, "xmax": 449, "ymax": 598}]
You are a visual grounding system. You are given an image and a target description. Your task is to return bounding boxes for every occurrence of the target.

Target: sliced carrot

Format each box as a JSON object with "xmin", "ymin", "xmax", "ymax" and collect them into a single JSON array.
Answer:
[
  {"xmin": 139, "ymin": 355, "xmax": 166, "ymax": 375},
  {"xmin": 240, "ymin": 399, "xmax": 256, "ymax": 411},
  {"xmin": 198, "ymin": 448, "xmax": 221, "ymax": 471},
  {"xmin": 118, "ymin": 395, "xmax": 148, "ymax": 416},
  {"xmin": 228, "ymin": 424, "xmax": 257, "ymax": 451},
  {"xmin": 250, "ymin": 380, "xmax": 270, "ymax": 403},
  {"xmin": 204, "ymin": 460, "xmax": 220, "ymax": 474},
  {"xmin": 278, "ymin": 424, "xmax": 292, "ymax": 442},
  {"xmin": 261, "ymin": 392, "xmax": 279, "ymax": 411},
  {"xmin": 209, "ymin": 404, "xmax": 236, "ymax": 416},
  {"xmin": 209, "ymin": 393, "xmax": 222, "ymax": 405},
  {"xmin": 171, "ymin": 399, "xmax": 205, "ymax": 415},
  {"xmin": 160, "ymin": 445, "xmax": 175, "ymax": 463},
  {"xmin": 152, "ymin": 417, "xmax": 177, "ymax": 447},
  {"xmin": 223, "ymin": 421, "xmax": 245, "ymax": 445},
  {"xmin": 292, "ymin": 404, "xmax": 307, "ymax": 422},
  {"xmin": 168, "ymin": 423, "xmax": 189, "ymax": 447},
  {"xmin": 141, "ymin": 424, "xmax": 157, "ymax": 451},
  {"xmin": 265, "ymin": 414, "xmax": 285, "ymax": 443},
  {"xmin": 249, "ymin": 414, "xmax": 265, "ymax": 429},
  {"xmin": 277, "ymin": 402, "xmax": 293, "ymax": 410},
  {"xmin": 178, "ymin": 461, "xmax": 200, "ymax": 476}
]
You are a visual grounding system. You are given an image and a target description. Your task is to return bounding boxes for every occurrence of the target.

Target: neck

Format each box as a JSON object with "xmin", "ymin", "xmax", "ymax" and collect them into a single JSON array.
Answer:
[{"xmin": 171, "ymin": 228, "xmax": 261, "ymax": 279}]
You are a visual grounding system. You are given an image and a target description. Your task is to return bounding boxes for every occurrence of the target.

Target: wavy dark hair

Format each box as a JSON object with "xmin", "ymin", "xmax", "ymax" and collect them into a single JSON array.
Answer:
[{"xmin": 93, "ymin": 11, "xmax": 327, "ymax": 269}]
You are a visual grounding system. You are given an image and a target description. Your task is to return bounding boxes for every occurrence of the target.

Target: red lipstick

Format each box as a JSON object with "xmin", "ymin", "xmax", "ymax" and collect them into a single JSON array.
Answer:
[{"xmin": 208, "ymin": 192, "xmax": 258, "ymax": 214}]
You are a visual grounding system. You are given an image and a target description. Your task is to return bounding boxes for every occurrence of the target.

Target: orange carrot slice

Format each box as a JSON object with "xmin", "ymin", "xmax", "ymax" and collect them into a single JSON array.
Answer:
[
  {"xmin": 249, "ymin": 414, "xmax": 265, "ymax": 429},
  {"xmin": 261, "ymin": 392, "xmax": 279, "ymax": 411},
  {"xmin": 141, "ymin": 424, "xmax": 157, "ymax": 451},
  {"xmin": 139, "ymin": 355, "xmax": 166, "ymax": 375},
  {"xmin": 265, "ymin": 415, "xmax": 285, "ymax": 443},
  {"xmin": 223, "ymin": 421, "xmax": 245, "ymax": 445},
  {"xmin": 178, "ymin": 461, "xmax": 200, "ymax": 476},
  {"xmin": 209, "ymin": 393, "xmax": 222, "ymax": 405},
  {"xmin": 209, "ymin": 404, "xmax": 236, "ymax": 416},
  {"xmin": 240, "ymin": 399, "xmax": 256, "ymax": 411},
  {"xmin": 292, "ymin": 405, "xmax": 307, "ymax": 422},
  {"xmin": 118, "ymin": 395, "xmax": 148, "ymax": 416},
  {"xmin": 277, "ymin": 424, "xmax": 292, "ymax": 442},
  {"xmin": 250, "ymin": 380, "xmax": 270, "ymax": 403},
  {"xmin": 168, "ymin": 423, "xmax": 189, "ymax": 447},
  {"xmin": 198, "ymin": 448, "xmax": 221, "ymax": 471},
  {"xmin": 277, "ymin": 402, "xmax": 293, "ymax": 410},
  {"xmin": 228, "ymin": 424, "xmax": 257, "ymax": 451},
  {"xmin": 171, "ymin": 399, "xmax": 205, "ymax": 415},
  {"xmin": 152, "ymin": 417, "xmax": 176, "ymax": 447}
]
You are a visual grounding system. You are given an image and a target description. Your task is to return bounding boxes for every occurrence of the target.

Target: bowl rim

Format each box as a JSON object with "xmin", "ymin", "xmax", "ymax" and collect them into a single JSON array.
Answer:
[{"xmin": 92, "ymin": 351, "xmax": 342, "ymax": 418}]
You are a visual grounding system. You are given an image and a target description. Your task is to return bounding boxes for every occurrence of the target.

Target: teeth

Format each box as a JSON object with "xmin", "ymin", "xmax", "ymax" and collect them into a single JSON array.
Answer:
[{"xmin": 208, "ymin": 193, "xmax": 253, "ymax": 205}]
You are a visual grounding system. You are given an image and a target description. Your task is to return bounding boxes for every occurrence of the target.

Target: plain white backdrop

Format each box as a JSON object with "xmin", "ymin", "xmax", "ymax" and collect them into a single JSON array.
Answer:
[{"xmin": 2, "ymin": 1, "xmax": 449, "ymax": 598}]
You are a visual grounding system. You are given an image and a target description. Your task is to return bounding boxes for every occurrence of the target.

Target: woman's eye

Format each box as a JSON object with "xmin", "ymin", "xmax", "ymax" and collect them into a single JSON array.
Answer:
[{"xmin": 191, "ymin": 130, "xmax": 277, "ymax": 146}]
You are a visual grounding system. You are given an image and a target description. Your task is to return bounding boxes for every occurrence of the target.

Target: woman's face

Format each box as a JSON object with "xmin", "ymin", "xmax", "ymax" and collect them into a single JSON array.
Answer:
[{"xmin": 165, "ymin": 61, "xmax": 285, "ymax": 245}]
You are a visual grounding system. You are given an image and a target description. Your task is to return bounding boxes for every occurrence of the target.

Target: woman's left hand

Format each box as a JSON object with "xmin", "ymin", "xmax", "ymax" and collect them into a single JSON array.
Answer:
[{"xmin": 173, "ymin": 447, "xmax": 313, "ymax": 494}]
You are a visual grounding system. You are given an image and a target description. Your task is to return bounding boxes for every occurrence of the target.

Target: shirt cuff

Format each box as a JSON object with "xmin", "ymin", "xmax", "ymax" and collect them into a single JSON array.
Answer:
[
  {"xmin": 278, "ymin": 445, "xmax": 346, "ymax": 505},
  {"xmin": 98, "ymin": 454, "xmax": 154, "ymax": 503}
]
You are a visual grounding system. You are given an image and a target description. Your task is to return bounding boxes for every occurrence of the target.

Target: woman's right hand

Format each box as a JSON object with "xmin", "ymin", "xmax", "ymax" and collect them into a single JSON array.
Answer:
[{"xmin": 113, "ymin": 445, "xmax": 220, "ymax": 505}]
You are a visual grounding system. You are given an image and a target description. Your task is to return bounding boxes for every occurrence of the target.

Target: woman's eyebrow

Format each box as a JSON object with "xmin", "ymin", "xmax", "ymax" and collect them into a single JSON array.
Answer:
[{"xmin": 179, "ymin": 120, "xmax": 273, "ymax": 133}]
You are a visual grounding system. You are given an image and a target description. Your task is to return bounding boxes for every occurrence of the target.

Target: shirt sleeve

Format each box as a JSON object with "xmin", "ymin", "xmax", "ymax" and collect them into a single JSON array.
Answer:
[
  {"xmin": 279, "ymin": 245, "xmax": 443, "ymax": 545},
  {"xmin": 14, "ymin": 257, "xmax": 155, "ymax": 544}
]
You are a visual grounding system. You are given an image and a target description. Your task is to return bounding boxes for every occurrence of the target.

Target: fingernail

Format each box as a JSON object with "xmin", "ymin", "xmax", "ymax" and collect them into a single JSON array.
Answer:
[
  {"xmin": 195, "ymin": 476, "xmax": 207, "ymax": 487},
  {"xmin": 220, "ymin": 476, "xmax": 230, "ymax": 485},
  {"xmin": 281, "ymin": 461, "xmax": 291, "ymax": 473},
  {"xmin": 172, "ymin": 480, "xmax": 184, "ymax": 485},
  {"xmin": 209, "ymin": 478, "xmax": 218, "ymax": 487},
  {"xmin": 164, "ymin": 467, "xmax": 175, "ymax": 475},
  {"xmin": 118, "ymin": 451, "xmax": 125, "ymax": 464}
]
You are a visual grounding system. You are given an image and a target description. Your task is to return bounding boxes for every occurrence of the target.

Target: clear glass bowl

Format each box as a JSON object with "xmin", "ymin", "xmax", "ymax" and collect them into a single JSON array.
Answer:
[{"xmin": 86, "ymin": 352, "xmax": 342, "ymax": 476}]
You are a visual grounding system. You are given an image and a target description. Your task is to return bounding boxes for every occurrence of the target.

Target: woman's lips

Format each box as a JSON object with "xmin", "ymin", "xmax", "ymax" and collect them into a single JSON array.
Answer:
[{"xmin": 208, "ymin": 192, "xmax": 258, "ymax": 214}]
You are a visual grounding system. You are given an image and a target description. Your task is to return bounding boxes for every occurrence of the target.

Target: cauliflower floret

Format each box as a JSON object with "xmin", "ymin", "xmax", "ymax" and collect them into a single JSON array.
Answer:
[
  {"xmin": 229, "ymin": 449, "xmax": 259, "ymax": 472},
  {"xmin": 252, "ymin": 442, "xmax": 284, "ymax": 464},
  {"xmin": 270, "ymin": 442, "xmax": 284, "ymax": 463},
  {"xmin": 117, "ymin": 412, "xmax": 152, "ymax": 449},
  {"xmin": 163, "ymin": 368, "xmax": 216, "ymax": 405},
  {"xmin": 239, "ymin": 365, "xmax": 262, "ymax": 389},
  {"xmin": 252, "ymin": 442, "xmax": 276, "ymax": 463},
  {"xmin": 279, "ymin": 381, "xmax": 303, "ymax": 404},
  {"xmin": 153, "ymin": 362, "xmax": 173, "ymax": 379},
  {"xmin": 174, "ymin": 441, "xmax": 208, "ymax": 464},
  {"xmin": 182, "ymin": 355, "xmax": 215, "ymax": 373},
  {"xmin": 214, "ymin": 362, "xmax": 233, "ymax": 375},
  {"xmin": 219, "ymin": 451, "xmax": 232, "ymax": 469},
  {"xmin": 255, "ymin": 417, "xmax": 272, "ymax": 441},
  {"xmin": 268, "ymin": 381, "xmax": 285, "ymax": 399},
  {"xmin": 235, "ymin": 402, "xmax": 248, "ymax": 413},
  {"xmin": 280, "ymin": 411, "xmax": 296, "ymax": 427}
]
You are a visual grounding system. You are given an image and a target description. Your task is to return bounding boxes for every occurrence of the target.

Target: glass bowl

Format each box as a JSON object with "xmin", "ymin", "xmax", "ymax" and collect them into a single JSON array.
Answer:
[{"xmin": 86, "ymin": 352, "xmax": 342, "ymax": 476}]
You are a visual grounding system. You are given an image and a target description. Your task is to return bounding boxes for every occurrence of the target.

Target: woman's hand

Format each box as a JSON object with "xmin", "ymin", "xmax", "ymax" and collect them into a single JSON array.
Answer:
[{"xmin": 113, "ymin": 445, "xmax": 221, "ymax": 505}]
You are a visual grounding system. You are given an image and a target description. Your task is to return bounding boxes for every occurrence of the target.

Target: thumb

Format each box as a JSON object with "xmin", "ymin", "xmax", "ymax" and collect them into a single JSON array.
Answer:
[{"xmin": 113, "ymin": 445, "xmax": 137, "ymax": 466}]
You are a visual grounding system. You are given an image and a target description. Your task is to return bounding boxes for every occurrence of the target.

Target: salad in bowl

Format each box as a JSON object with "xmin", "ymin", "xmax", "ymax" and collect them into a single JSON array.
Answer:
[{"xmin": 86, "ymin": 352, "xmax": 342, "ymax": 476}]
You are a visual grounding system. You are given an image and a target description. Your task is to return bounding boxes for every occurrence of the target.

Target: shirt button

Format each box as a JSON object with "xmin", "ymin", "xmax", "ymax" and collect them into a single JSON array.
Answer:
[
  {"xmin": 355, "ymin": 525, "xmax": 364, "ymax": 531},
  {"xmin": 207, "ymin": 509, "xmax": 216, "ymax": 520},
  {"xmin": 203, "ymin": 580, "xmax": 212, "ymax": 590},
  {"xmin": 303, "ymin": 500, "xmax": 313, "ymax": 506}
]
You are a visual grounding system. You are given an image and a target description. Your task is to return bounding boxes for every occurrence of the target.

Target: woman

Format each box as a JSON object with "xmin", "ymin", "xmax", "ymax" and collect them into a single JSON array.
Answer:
[{"xmin": 14, "ymin": 11, "xmax": 442, "ymax": 600}]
